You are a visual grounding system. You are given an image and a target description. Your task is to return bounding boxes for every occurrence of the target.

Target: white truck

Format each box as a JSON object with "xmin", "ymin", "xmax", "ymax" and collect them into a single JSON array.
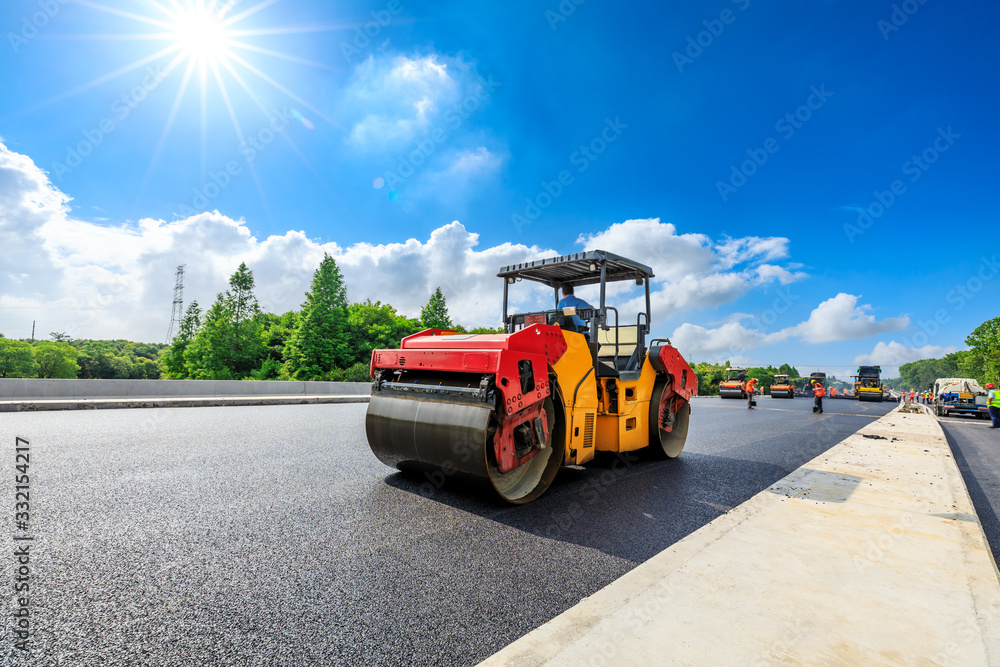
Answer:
[{"xmin": 933, "ymin": 378, "xmax": 990, "ymax": 419}]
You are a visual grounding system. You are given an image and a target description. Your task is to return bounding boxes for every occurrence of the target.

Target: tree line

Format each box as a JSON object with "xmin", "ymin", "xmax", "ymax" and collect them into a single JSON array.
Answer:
[
  {"xmin": 4, "ymin": 266, "xmax": 995, "ymax": 389},
  {"xmin": 0, "ymin": 335, "xmax": 166, "ymax": 380},
  {"xmin": 0, "ymin": 254, "xmax": 496, "ymax": 381},
  {"xmin": 160, "ymin": 256, "xmax": 499, "ymax": 381}
]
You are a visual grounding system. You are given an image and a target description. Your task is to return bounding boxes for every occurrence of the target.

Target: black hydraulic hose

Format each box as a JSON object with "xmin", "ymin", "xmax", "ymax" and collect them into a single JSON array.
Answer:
[{"xmin": 573, "ymin": 366, "xmax": 595, "ymax": 407}]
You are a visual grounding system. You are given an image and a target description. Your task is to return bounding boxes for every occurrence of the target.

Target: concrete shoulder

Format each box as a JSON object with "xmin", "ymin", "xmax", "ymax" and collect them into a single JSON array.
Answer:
[{"xmin": 479, "ymin": 407, "xmax": 1000, "ymax": 666}]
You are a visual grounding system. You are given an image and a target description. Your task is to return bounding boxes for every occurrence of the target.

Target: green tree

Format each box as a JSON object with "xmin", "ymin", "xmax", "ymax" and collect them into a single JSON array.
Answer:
[
  {"xmin": 184, "ymin": 302, "xmax": 236, "ymax": 379},
  {"xmin": 284, "ymin": 254, "xmax": 351, "ymax": 379},
  {"xmin": 777, "ymin": 363, "xmax": 800, "ymax": 379},
  {"xmin": 251, "ymin": 311, "xmax": 299, "ymax": 380},
  {"xmin": 34, "ymin": 341, "xmax": 80, "ymax": 378},
  {"xmin": 453, "ymin": 325, "xmax": 504, "ymax": 334},
  {"xmin": 133, "ymin": 357, "xmax": 162, "ymax": 380},
  {"xmin": 420, "ymin": 287, "xmax": 453, "ymax": 329},
  {"xmin": 223, "ymin": 262, "xmax": 265, "ymax": 374},
  {"xmin": 346, "ymin": 300, "xmax": 421, "ymax": 366},
  {"xmin": 71, "ymin": 339, "xmax": 169, "ymax": 379},
  {"xmin": 161, "ymin": 301, "xmax": 202, "ymax": 379},
  {"xmin": 0, "ymin": 338, "xmax": 38, "ymax": 378},
  {"xmin": 966, "ymin": 317, "xmax": 1000, "ymax": 385},
  {"xmin": 692, "ymin": 362, "xmax": 727, "ymax": 396},
  {"xmin": 747, "ymin": 366, "xmax": 778, "ymax": 394},
  {"xmin": 185, "ymin": 264, "xmax": 267, "ymax": 379}
]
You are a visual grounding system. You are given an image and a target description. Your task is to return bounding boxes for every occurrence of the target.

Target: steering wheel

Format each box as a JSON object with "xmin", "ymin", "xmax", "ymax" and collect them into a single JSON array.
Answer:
[{"xmin": 548, "ymin": 312, "xmax": 576, "ymax": 332}]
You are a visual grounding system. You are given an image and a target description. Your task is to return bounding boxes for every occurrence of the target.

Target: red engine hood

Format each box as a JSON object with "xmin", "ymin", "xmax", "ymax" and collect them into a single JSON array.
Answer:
[{"xmin": 370, "ymin": 325, "xmax": 568, "ymax": 416}]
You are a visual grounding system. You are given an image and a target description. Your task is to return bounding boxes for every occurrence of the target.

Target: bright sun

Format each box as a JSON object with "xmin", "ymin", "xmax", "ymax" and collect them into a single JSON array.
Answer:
[
  {"xmin": 56, "ymin": 0, "xmax": 336, "ymax": 196},
  {"xmin": 171, "ymin": 7, "xmax": 232, "ymax": 64}
]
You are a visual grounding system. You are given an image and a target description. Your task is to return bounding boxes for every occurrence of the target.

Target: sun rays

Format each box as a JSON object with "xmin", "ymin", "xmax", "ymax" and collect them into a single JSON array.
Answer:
[{"xmin": 49, "ymin": 0, "xmax": 339, "ymax": 210}]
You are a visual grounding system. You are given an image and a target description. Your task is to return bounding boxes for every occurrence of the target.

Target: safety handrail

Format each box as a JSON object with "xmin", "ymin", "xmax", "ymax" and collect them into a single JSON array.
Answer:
[
  {"xmin": 636, "ymin": 312, "xmax": 648, "ymax": 354},
  {"xmin": 604, "ymin": 307, "xmax": 620, "ymax": 366}
]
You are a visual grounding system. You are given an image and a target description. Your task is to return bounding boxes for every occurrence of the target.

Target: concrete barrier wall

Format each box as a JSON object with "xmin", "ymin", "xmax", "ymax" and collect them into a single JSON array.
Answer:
[{"xmin": 0, "ymin": 378, "xmax": 371, "ymax": 401}]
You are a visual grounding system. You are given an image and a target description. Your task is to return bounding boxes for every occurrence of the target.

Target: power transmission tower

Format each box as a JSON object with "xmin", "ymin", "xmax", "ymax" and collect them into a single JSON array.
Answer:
[{"xmin": 165, "ymin": 265, "xmax": 186, "ymax": 343}]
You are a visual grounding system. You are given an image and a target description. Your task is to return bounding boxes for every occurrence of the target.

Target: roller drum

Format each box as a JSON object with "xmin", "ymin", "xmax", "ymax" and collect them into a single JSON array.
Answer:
[
  {"xmin": 366, "ymin": 394, "xmax": 493, "ymax": 478},
  {"xmin": 365, "ymin": 391, "xmax": 562, "ymax": 504}
]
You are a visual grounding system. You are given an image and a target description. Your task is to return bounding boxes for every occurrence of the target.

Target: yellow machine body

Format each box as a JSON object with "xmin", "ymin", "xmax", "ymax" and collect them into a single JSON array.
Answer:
[{"xmin": 550, "ymin": 329, "xmax": 669, "ymax": 464}]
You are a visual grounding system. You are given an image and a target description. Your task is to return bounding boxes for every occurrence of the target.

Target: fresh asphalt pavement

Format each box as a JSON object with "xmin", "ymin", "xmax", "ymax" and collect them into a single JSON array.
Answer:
[
  {"xmin": 940, "ymin": 411, "xmax": 1000, "ymax": 564},
  {"xmin": 2, "ymin": 396, "xmax": 894, "ymax": 666}
]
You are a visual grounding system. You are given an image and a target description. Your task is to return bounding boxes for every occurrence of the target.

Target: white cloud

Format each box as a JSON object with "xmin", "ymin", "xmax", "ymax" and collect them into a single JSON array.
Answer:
[
  {"xmin": 715, "ymin": 236, "xmax": 790, "ymax": 269},
  {"xmin": 773, "ymin": 293, "xmax": 909, "ymax": 344},
  {"xmin": 0, "ymin": 144, "xmax": 813, "ymax": 346},
  {"xmin": 576, "ymin": 218, "xmax": 806, "ymax": 323},
  {"xmin": 670, "ymin": 321, "xmax": 765, "ymax": 362},
  {"xmin": 416, "ymin": 147, "xmax": 505, "ymax": 203},
  {"xmin": 755, "ymin": 264, "xmax": 807, "ymax": 286},
  {"xmin": 0, "ymin": 140, "xmax": 557, "ymax": 340},
  {"xmin": 667, "ymin": 293, "xmax": 913, "ymax": 363},
  {"xmin": 444, "ymin": 147, "xmax": 503, "ymax": 177},
  {"xmin": 854, "ymin": 340, "xmax": 957, "ymax": 367},
  {"xmin": 577, "ymin": 219, "xmax": 715, "ymax": 281},
  {"xmin": 344, "ymin": 54, "xmax": 470, "ymax": 149}
]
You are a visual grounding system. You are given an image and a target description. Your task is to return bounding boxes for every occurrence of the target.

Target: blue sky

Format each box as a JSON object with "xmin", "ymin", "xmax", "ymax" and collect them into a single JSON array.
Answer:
[{"xmin": 0, "ymin": 0, "xmax": 996, "ymax": 378}]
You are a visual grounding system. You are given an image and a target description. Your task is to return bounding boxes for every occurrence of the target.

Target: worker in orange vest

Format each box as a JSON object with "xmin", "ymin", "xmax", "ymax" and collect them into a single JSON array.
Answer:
[
  {"xmin": 812, "ymin": 380, "xmax": 825, "ymax": 413},
  {"xmin": 746, "ymin": 377, "xmax": 757, "ymax": 409}
]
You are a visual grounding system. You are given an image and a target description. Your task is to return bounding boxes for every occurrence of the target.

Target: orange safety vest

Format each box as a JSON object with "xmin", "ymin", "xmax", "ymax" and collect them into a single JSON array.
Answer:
[{"xmin": 813, "ymin": 384, "xmax": 825, "ymax": 397}]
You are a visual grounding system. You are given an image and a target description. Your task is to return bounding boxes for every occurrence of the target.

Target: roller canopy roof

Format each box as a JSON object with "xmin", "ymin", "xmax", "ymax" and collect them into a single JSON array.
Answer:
[{"xmin": 496, "ymin": 250, "xmax": 654, "ymax": 288}]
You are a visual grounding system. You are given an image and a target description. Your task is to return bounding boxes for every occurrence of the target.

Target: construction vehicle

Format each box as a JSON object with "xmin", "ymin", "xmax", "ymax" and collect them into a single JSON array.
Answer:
[
  {"xmin": 853, "ymin": 365, "xmax": 883, "ymax": 402},
  {"xmin": 365, "ymin": 250, "xmax": 698, "ymax": 504},
  {"xmin": 719, "ymin": 367, "xmax": 748, "ymax": 399},
  {"xmin": 933, "ymin": 378, "xmax": 990, "ymax": 419},
  {"xmin": 770, "ymin": 374, "xmax": 794, "ymax": 398}
]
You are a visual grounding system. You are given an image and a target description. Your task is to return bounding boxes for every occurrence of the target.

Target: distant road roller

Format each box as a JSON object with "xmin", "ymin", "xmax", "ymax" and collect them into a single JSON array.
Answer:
[
  {"xmin": 719, "ymin": 367, "xmax": 748, "ymax": 399},
  {"xmin": 854, "ymin": 365, "xmax": 883, "ymax": 402},
  {"xmin": 770, "ymin": 374, "xmax": 794, "ymax": 398},
  {"xmin": 365, "ymin": 250, "xmax": 698, "ymax": 503}
]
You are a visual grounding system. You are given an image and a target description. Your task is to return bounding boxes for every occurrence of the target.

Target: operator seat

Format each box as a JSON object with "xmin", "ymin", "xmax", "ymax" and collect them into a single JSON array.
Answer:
[{"xmin": 596, "ymin": 325, "xmax": 643, "ymax": 380}]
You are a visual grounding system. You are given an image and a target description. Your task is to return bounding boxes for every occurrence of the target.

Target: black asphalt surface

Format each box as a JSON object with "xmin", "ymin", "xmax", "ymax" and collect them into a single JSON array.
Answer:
[
  {"xmin": 940, "ymin": 412, "xmax": 1000, "ymax": 564},
  {"xmin": 1, "ymin": 396, "xmax": 894, "ymax": 666}
]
